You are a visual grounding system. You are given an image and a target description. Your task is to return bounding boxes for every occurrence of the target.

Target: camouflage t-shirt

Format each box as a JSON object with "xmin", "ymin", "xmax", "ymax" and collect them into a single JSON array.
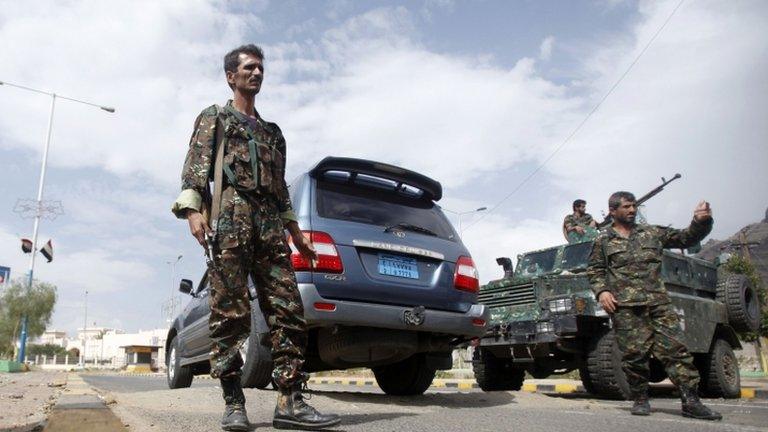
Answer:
[
  {"xmin": 563, "ymin": 213, "xmax": 595, "ymax": 232},
  {"xmin": 586, "ymin": 218, "xmax": 713, "ymax": 306}
]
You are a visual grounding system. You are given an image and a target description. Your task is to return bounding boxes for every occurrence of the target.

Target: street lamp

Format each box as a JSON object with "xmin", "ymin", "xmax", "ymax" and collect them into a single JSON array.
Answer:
[
  {"xmin": 443, "ymin": 207, "xmax": 487, "ymax": 238},
  {"xmin": 1, "ymin": 80, "xmax": 115, "ymax": 363}
]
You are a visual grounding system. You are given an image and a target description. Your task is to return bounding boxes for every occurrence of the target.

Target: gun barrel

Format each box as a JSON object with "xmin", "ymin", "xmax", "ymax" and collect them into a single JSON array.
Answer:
[{"xmin": 597, "ymin": 173, "xmax": 682, "ymax": 228}]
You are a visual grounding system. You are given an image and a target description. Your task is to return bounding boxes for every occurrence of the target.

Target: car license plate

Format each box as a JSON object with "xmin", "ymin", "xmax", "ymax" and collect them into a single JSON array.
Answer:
[{"xmin": 378, "ymin": 254, "xmax": 419, "ymax": 279}]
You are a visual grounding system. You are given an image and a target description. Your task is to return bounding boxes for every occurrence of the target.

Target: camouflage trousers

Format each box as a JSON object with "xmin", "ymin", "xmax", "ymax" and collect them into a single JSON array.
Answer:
[
  {"xmin": 613, "ymin": 303, "xmax": 699, "ymax": 395},
  {"xmin": 208, "ymin": 196, "xmax": 308, "ymax": 389}
]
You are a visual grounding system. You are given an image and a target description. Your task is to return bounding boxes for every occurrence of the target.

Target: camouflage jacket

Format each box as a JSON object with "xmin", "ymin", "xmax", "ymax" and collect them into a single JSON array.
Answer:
[
  {"xmin": 171, "ymin": 101, "xmax": 297, "ymax": 248},
  {"xmin": 587, "ymin": 218, "xmax": 713, "ymax": 306},
  {"xmin": 563, "ymin": 213, "xmax": 595, "ymax": 232}
]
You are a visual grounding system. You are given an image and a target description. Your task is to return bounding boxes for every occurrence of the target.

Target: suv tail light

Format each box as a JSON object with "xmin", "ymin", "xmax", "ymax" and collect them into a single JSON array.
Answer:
[
  {"xmin": 454, "ymin": 255, "xmax": 479, "ymax": 293},
  {"xmin": 289, "ymin": 231, "xmax": 344, "ymax": 273}
]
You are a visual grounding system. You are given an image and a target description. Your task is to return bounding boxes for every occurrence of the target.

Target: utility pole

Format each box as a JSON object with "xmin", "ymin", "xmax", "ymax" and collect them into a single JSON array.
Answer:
[
  {"xmin": 0, "ymin": 80, "xmax": 115, "ymax": 363},
  {"xmin": 82, "ymin": 290, "xmax": 88, "ymax": 367}
]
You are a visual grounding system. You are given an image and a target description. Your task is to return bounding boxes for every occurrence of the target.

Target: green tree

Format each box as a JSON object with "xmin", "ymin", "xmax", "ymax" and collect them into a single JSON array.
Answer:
[
  {"xmin": 0, "ymin": 278, "xmax": 57, "ymax": 358},
  {"xmin": 27, "ymin": 343, "xmax": 67, "ymax": 357}
]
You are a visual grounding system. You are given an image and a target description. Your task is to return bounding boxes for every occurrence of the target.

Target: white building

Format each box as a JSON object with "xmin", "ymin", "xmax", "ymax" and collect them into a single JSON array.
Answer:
[
  {"xmin": 69, "ymin": 327, "xmax": 168, "ymax": 369},
  {"xmin": 31, "ymin": 326, "xmax": 170, "ymax": 370},
  {"xmin": 32, "ymin": 329, "xmax": 69, "ymax": 348}
]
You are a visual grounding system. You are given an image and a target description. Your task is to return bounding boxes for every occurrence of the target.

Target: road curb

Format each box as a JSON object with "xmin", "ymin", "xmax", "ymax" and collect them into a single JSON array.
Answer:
[{"xmin": 306, "ymin": 377, "xmax": 767, "ymax": 399}]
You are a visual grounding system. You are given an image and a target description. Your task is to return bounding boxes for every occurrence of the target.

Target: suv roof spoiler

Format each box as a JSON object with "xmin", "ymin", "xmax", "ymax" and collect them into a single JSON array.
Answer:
[{"xmin": 309, "ymin": 156, "xmax": 443, "ymax": 201}]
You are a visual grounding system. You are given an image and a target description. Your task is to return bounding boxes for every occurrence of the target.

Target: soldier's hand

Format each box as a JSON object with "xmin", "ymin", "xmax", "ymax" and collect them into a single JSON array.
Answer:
[
  {"xmin": 292, "ymin": 232, "xmax": 318, "ymax": 261},
  {"xmin": 575, "ymin": 226, "xmax": 585, "ymax": 234},
  {"xmin": 693, "ymin": 200, "xmax": 712, "ymax": 222},
  {"xmin": 187, "ymin": 210, "xmax": 211, "ymax": 247},
  {"xmin": 598, "ymin": 291, "xmax": 618, "ymax": 314}
]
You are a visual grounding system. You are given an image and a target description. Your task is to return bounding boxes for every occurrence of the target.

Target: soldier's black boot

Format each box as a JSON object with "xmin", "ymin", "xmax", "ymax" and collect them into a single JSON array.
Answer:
[
  {"xmin": 273, "ymin": 384, "xmax": 341, "ymax": 430},
  {"xmin": 630, "ymin": 390, "xmax": 651, "ymax": 416},
  {"xmin": 220, "ymin": 377, "xmax": 250, "ymax": 431},
  {"xmin": 679, "ymin": 386, "xmax": 722, "ymax": 421}
]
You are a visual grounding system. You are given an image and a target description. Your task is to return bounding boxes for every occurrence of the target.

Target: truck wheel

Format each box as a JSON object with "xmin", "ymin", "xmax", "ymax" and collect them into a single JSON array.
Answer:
[
  {"xmin": 717, "ymin": 274, "xmax": 761, "ymax": 332},
  {"xmin": 472, "ymin": 348, "xmax": 525, "ymax": 391},
  {"xmin": 585, "ymin": 330, "xmax": 630, "ymax": 399},
  {"xmin": 239, "ymin": 333, "xmax": 273, "ymax": 389},
  {"xmin": 578, "ymin": 366, "xmax": 597, "ymax": 395},
  {"xmin": 699, "ymin": 339, "xmax": 741, "ymax": 398},
  {"xmin": 167, "ymin": 336, "xmax": 193, "ymax": 389},
  {"xmin": 373, "ymin": 354, "xmax": 436, "ymax": 396}
]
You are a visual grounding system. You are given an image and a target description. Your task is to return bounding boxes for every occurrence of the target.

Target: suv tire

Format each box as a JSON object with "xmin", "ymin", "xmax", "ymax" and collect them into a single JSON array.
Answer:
[
  {"xmin": 717, "ymin": 274, "xmax": 761, "ymax": 332},
  {"xmin": 473, "ymin": 348, "xmax": 524, "ymax": 391},
  {"xmin": 699, "ymin": 338, "xmax": 741, "ymax": 398},
  {"xmin": 585, "ymin": 330, "xmax": 630, "ymax": 399},
  {"xmin": 373, "ymin": 354, "xmax": 436, "ymax": 396},
  {"xmin": 167, "ymin": 336, "xmax": 193, "ymax": 389},
  {"xmin": 239, "ymin": 333, "xmax": 273, "ymax": 389}
]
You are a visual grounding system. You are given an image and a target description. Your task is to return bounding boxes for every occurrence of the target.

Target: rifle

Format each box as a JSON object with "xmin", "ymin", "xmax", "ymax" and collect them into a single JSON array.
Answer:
[{"xmin": 598, "ymin": 173, "xmax": 682, "ymax": 228}]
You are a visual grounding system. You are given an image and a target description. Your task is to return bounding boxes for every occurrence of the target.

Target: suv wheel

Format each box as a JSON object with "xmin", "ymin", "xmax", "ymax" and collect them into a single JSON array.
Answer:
[
  {"xmin": 473, "ymin": 348, "xmax": 524, "ymax": 391},
  {"xmin": 239, "ymin": 333, "xmax": 273, "ymax": 389},
  {"xmin": 373, "ymin": 354, "xmax": 436, "ymax": 396},
  {"xmin": 167, "ymin": 336, "xmax": 193, "ymax": 389},
  {"xmin": 585, "ymin": 330, "xmax": 630, "ymax": 399},
  {"xmin": 699, "ymin": 338, "xmax": 741, "ymax": 398}
]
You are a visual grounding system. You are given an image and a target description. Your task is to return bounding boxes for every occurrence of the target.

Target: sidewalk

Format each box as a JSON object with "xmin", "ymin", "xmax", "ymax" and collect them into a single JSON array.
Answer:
[
  {"xmin": 41, "ymin": 374, "xmax": 125, "ymax": 431},
  {"xmin": 0, "ymin": 369, "xmax": 66, "ymax": 432}
]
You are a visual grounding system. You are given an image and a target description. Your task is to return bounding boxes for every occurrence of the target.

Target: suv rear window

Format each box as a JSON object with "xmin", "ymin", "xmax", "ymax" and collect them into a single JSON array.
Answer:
[{"xmin": 316, "ymin": 176, "xmax": 456, "ymax": 241}]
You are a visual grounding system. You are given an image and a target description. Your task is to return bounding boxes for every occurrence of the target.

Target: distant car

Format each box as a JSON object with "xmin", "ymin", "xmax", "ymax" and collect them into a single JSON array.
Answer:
[{"xmin": 166, "ymin": 156, "xmax": 489, "ymax": 395}]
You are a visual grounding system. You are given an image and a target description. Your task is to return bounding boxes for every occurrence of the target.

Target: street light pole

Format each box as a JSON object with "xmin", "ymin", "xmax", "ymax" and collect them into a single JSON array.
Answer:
[
  {"xmin": 443, "ymin": 207, "xmax": 487, "ymax": 239},
  {"xmin": 1, "ymin": 80, "xmax": 115, "ymax": 363},
  {"xmin": 166, "ymin": 255, "xmax": 183, "ymax": 322}
]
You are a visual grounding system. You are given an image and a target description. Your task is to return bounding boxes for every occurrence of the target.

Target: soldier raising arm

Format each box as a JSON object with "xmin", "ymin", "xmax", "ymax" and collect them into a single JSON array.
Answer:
[{"xmin": 586, "ymin": 192, "xmax": 720, "ymax": 421}]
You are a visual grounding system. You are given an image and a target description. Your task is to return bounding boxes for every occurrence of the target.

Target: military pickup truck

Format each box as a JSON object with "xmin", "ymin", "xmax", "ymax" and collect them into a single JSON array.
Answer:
[{"xmin": 472, "ymin": 240, "xmax": 761, "ymax": 399}]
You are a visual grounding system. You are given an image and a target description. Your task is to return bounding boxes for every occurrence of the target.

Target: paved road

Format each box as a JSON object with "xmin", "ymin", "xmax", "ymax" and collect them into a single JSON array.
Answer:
[{"xmin": 81, "ymin": 374, "xmax": 768, "ymax": 432}]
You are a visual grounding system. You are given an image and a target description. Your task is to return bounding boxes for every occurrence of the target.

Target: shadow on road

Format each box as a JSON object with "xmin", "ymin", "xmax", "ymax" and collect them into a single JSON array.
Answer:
[{"xmin": 307, "ymin": 389, "xmax": 516, "ymax": 408}]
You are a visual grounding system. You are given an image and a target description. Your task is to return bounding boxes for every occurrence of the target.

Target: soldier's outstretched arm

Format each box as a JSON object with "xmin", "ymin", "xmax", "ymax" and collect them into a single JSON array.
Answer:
[{"xmin": 660, "ymin": 200, "xmax": 713, "ymax": 249}]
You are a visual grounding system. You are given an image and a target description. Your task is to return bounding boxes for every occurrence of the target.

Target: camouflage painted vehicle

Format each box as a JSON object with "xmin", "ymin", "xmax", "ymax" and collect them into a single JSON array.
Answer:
[{"xmin": 472, "ymin": 241, "xmax": 761, "ymax": 399}]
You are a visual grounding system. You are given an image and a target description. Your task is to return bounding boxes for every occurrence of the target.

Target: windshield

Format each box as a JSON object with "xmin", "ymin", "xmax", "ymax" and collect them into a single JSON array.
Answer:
[
  {"xmin": 516, "ymin": 249, "xmax": 558, "ymax": 276},
  {"xmin": 561, "ymin": 242, "xmax": 593, "ymax": 271},
  {"xmin": 316, "ymin": 176, "xmax": 456, "ymax": 241}
]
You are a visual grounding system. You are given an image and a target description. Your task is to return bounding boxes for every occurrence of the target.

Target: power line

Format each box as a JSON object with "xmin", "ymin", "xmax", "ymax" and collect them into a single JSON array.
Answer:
[{"xmin": 464, "ymin": 0, "xmax": 686, "ymax": 232}]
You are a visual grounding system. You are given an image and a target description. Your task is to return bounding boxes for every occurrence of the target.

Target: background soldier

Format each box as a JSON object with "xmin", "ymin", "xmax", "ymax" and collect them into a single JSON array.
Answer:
[
  {"xmin": 587, "ymin": 191, "xmax": 721, "ymax": 420},
  {"xmin": 563, "ymin": 199, "xmax": 597, "ymax": 243},
  {"xmin": 172, "ymin": 44, "xmax": 340, "ymax": 431}
]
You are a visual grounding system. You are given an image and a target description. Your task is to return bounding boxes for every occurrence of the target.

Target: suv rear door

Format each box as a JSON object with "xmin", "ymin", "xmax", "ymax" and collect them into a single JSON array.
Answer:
[{"xmin": 306, "ymin": 170, "xmax": 475, "ymax": 313}]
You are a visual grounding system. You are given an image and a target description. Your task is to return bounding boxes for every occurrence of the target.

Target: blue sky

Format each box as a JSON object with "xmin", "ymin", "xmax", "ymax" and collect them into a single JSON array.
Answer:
[{"xmin": 1, "ymin": 0, "xmax": 766, "ymax": 335}]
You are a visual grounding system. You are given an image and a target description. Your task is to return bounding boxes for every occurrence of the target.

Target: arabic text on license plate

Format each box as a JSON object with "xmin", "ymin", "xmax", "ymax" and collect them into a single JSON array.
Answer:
[{"xmin": 378, "ymin": 254, "xmax": 419, "ymax": 279}]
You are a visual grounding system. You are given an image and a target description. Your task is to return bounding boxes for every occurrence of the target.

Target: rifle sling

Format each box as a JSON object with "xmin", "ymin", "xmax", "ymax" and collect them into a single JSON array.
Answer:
[{"xmin": 210, "ymin": 105, "xmax": 226, "ymax": 233}]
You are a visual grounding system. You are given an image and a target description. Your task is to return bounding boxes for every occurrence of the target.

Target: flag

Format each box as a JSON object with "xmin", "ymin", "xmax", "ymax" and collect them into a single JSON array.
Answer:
[
  {"xmin": 21, "ymin": 239, "xmax": 32, "ymax": 253},
  {"xmin": 41, "ymin": 240, "xmax": 53, "ymax": 263}
]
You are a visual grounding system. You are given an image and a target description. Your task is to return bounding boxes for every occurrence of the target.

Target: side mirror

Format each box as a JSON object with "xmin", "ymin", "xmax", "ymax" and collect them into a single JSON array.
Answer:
[
  {"xmin": 496, "ymin": 257, "xmax": 514, "ymax": 278},
  {"xmin": 179, "ymin": 279, "xmax": 194, "ymax": 295}
]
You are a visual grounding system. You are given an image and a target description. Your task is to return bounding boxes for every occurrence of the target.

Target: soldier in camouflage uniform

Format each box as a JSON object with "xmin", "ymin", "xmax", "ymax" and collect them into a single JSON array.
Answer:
[
  {"xmin": 172, "ymin": 44, "xmax": 340, "ymax": 431},
  {"xmin": 587, "ymin": 191, "xmax": 721, "ymax": 420},
  {"xmin": 563, "ymin": 199, "xmax": 597, "ymax": 243}
]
